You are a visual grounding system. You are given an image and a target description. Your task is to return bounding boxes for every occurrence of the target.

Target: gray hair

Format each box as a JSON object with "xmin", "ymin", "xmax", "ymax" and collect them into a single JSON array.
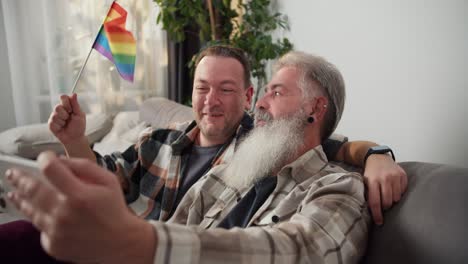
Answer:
[{"xmin": 274, "ymin": 51, "xmax": 346, "ymax": 140}]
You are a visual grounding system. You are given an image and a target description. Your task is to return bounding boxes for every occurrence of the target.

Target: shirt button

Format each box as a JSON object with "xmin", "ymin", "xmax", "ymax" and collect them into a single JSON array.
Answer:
[{"xmin": 271, "ymin": 215, "xmax": 280, "ymax": 223}]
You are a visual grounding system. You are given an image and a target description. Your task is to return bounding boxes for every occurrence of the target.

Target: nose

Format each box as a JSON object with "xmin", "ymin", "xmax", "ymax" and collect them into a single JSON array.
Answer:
[
  {"xmin": 255, "ymin": 94, "xmax": 269, "ymax": 110},
  {"xmin": 204, "ymin": 89, "xmax": 220, "ymax": 106}
]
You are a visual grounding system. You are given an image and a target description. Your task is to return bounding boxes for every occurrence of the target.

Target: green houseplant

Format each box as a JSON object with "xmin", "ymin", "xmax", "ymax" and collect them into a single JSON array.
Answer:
[{"xmin": 154, "ymin": 0, "xmax": 293, "ymax": 105}]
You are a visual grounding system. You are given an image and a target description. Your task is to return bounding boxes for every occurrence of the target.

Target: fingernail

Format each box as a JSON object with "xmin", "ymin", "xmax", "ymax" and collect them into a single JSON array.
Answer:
[{"xmin": 5, "ymin": 169, "xmax": 12, "ymax": 180}]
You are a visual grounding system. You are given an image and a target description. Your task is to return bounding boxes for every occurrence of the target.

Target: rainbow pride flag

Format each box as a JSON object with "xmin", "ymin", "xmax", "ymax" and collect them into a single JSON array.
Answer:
[{"xmin": 93, "ymin": 2, "xmax": 136, "ymax": 82}]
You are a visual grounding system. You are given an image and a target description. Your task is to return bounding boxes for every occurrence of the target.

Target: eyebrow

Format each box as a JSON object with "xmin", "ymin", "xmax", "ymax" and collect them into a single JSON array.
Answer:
[
  {"xmin": 195, "ymin": 79, "xmax": 238, "ymax": 86},
  {"xmin": 194, "ymin": 79, "xmax": 209, "ymax": 84},
  {"xmin": 220, "ymin": 80, "xmax": 237, "ymax": 86},
  {"xmin": 264, "ymin": 84, "xmax": 285, "ymax": 93}
]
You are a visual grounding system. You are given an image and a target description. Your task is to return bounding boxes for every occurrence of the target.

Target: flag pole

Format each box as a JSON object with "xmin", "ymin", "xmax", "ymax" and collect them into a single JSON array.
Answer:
[{"xmin": 71, "ymin": 0, "xmax": 116, "ymax": 94}]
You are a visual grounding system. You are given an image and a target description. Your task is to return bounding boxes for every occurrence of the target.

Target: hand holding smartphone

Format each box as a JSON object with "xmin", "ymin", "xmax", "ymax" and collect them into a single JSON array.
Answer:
[{"xmin": 0, "ymin": 154, "xmax": 41, "ymax": 217}]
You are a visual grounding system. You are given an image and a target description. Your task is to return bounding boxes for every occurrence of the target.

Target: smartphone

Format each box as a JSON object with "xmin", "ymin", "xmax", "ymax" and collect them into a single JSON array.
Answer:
[{"xmin": 0, "ymin": 154, "xmax": 40, "ymax": 217}]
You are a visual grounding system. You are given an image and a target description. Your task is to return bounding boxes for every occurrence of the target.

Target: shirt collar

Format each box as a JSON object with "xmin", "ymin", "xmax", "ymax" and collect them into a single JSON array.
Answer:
[
  {"xmin": 277, "ymin": 145, "xmax": 329, "ymax": 184},
  {"xmin": 171, "ymin": 112, "xmax": 253, "ymax": 154}
]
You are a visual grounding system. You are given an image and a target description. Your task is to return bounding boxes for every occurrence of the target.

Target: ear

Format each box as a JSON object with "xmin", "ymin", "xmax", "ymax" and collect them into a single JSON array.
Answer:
[
  {"xmin": 244, "ymin": 86, "xmax": 254, "ymax": 110},
  {"xmin": 312, "ymin": 96, "xmax": 329, "ymax": 122},
  {"xmin": 304, "ymin": 96, "xmax": 328, "ymax": 121}
]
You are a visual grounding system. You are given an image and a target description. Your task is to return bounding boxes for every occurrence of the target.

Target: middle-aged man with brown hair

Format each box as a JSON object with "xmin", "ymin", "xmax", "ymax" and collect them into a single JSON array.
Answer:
[{"xmin": 9, "ymin": 50, "xmax": 373, "ymax": 263}]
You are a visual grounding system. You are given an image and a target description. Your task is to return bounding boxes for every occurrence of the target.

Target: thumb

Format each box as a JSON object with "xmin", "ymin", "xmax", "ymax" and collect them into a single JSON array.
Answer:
[
  {"xmin": 70, "ymin": 93, "xmax": 83, "ymax": 115},
  {"xmin": 37, "ymin": 151, "xmax": 85, "ymax": 196},
  {"xmin": 58, "ymin": 156, "xmax": 119, "ymax": 187}
]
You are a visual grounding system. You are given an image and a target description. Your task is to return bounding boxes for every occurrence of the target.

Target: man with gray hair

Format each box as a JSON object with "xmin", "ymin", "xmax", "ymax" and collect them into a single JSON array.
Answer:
[
  {"xmin": 7, "ymin": 50, "xmax": 369, "ymax": 263},
  {"xmin": 167, "ymin": 50, "xmax": 368, "ymax": 262}
]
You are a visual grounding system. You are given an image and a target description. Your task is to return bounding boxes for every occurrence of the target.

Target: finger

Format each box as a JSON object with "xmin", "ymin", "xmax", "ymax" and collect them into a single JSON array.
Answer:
[
  {"xmin": 6, "ymin": 191, "xmax": 23, "ymax": 212},
  {"xmin": 6, "ymin": 168, "xmax": 58, "ymax": 213},
  {"xmin": 367, "ymin": 181, "xmax": 383, "ymax": 225},
  {"xmin": 7, "ymin": 192, "xmax": 51, "ymax": 232},
  {"xmin": 49, "ymin": 122, "xmax": 64, "ymax": 134},
  {"xmin": 400, "ymin": 168, "xmax": 408, "ymax": 193},
  {"xmin": 5, "ymin": 168, "xmax": 22, "ymax": 190},
  {"xmin": 381, "ymin": 181, "xmax": 393, "ymax": 210},
  {"xmin": 37, "ymin": 152, "xmax": 84, "ymax": 196},
  {"xmin": 392, "ymin": 173, "xmax": 402, "ymax": 202},
  {"xmin": 16, "ymin": 172, "xmax": 41, "ymax": 198},
  {"xmin": 7, "ymin": 191, "xmax": 33, "ymax": 217},
  {"xmin": 51, "ymin": 115, "xmax": 67, "ymax": 127},
  {"xmin": 392, "ymin": 174, "xmax": 402, "ymax": 203},
  {"xmin": 7, "ymin": 190, "xmax": 39, "ymax": 222},
  {"xmin": 18, "ymin": 195, "xmax": 35, "ymax": 219},
  {"xmin": 50, "ymin": 104, "xmax": 70, "ymax": 121},
  {"xmin": 59, "ymin": 157, "xmax": 117, "ymax": 186},
  {"xmin": 40, "ymin": 233, "xmax": 53, "ymax": 258},
  {"xmin": 48, "ymin": 113, "xmax": 63, "ymax": 132},
  {"xmin": 55, "ymin": 105, "xmax": 71, "ymax": 120},
  {"xmin": 70, "ymin": 93, "xmax": 83, "ymax": 115},
  {"xmin": 60, "ymin": 95, "xmax": 72, "ymax": 114}
]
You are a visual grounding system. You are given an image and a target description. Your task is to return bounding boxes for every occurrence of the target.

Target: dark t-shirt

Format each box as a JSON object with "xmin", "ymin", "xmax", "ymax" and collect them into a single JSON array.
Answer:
[
  {"xmin": 217, "ymin": 176, "xmax": 278, "ymax": 229},
  {"xmin": 173, "ymin": 144, "xmax": 223, "ymax": 210}
]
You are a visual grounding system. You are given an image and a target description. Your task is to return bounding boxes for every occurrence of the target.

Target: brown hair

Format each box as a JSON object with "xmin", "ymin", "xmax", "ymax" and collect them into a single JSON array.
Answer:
[{"xmin": 195, "ymin": 45, "xmax": 252, "ymax": 88}]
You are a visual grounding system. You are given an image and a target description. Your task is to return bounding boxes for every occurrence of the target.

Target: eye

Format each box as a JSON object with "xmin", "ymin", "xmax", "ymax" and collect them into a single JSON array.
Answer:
[
  {"xmin": 220, "ymin": 84, "xmax": 236, "ymax": 93},
  {"xmin": 274, "ymin": 91, "xmax": 281, "ymax": 96},
  {"xmin": 196, "ymin": 87, "xmax": 209, "ymax": 93},
  {"xmin": 222, "ymin": 88, "xmax": 234, "ymax": 93}
]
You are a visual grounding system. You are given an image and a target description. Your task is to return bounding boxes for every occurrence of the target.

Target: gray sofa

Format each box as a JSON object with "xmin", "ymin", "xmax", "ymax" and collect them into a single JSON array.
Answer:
[
  {"xmin": 362, "ymin": 162, "xmax": 468, "ymax": 263},
  {"xmin": 1, "ymin": 97, "xmax": 467, "ymax": 263}
]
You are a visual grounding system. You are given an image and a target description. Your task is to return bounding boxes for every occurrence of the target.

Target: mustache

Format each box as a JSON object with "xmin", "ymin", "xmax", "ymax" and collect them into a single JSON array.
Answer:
[
  {"xmin": 202, "ymin": 106, "xmax": 224, "ymax": 114},
  {"xmin": 254, "ymin": 109, "xmax": 273, "ymax": 123}
]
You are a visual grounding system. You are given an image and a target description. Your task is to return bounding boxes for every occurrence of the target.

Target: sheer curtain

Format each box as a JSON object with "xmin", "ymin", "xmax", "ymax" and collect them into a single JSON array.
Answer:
[{"xmin": 1, "ymin": 0, "xmax": 167, "ymax": 126}]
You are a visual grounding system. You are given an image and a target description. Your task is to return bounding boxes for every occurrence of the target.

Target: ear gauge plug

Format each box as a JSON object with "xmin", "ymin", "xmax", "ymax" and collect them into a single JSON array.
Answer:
[{"xmin": 307, "ymin": 111, "xmax": 315, "ymax": 123}]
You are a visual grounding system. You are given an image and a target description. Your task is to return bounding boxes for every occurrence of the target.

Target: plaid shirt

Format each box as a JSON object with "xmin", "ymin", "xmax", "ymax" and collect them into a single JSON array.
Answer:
[
  {"xmin": 96, "ymin": 111, "xmax": 347, "ymax": 222},
  {"xmin": 150, "ymin": 145, "xmax": 370, "ymax": 264},
  {"xmin": 96, "ymin": 113, "xmax": 253, "ymax": 221}
]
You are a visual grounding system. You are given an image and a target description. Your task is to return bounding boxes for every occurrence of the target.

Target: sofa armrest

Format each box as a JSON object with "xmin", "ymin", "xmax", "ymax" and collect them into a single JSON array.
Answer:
[{"xmin": 362, "ymin": 161, "xmax": 468, "ymax": 263}]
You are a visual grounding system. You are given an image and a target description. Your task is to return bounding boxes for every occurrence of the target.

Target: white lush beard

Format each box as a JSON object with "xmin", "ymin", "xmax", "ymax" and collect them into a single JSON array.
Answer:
[{"xmin": 223, "ymin": 110, "xmax": 307, "ymax": 190}]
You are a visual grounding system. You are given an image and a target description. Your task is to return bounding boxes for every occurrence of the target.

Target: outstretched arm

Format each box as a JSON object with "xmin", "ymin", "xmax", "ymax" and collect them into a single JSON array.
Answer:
[
  {"xmin": 6, "ymin": 152, "xmax": 154, "ymax": 264},
  {"xmin": 7, "ymin": 153, "xmax": 368, "ymax": 264},
  {"xmin": 334, "ymin": 140, "xmax": 408, "ymax": 225}
]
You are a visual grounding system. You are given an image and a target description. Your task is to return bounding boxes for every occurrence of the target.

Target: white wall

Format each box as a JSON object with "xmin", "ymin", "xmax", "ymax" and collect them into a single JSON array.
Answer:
[
  {"xmin": 0, "ymin": 2, "xmax": 16, "ymax": 132},
  {"xmin": 278, "ymin": 0, "xmax": 468, "ymax": 167}
]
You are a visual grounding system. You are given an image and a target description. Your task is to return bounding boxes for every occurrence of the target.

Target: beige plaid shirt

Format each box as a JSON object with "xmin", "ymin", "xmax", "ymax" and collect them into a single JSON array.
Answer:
[{"xmin": 149, "ymin": 145, "xmax": 370, "ymax": 264}]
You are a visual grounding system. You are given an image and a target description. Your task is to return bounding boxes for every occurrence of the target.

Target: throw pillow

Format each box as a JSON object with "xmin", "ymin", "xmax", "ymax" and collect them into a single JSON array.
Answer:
[{"xmin": 0, "ymin": 114, "xmax": 113, "ymax": 159}]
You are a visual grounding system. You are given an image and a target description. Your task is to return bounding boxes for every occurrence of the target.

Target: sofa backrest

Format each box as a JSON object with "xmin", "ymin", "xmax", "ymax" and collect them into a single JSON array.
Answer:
[
  {"xmin": 139, "ymin": 97, "xmax": 193, "ymax": 129},
  {"xmin": 362, "ymin": 161, "xmax": 468, "ymax": 264}
]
